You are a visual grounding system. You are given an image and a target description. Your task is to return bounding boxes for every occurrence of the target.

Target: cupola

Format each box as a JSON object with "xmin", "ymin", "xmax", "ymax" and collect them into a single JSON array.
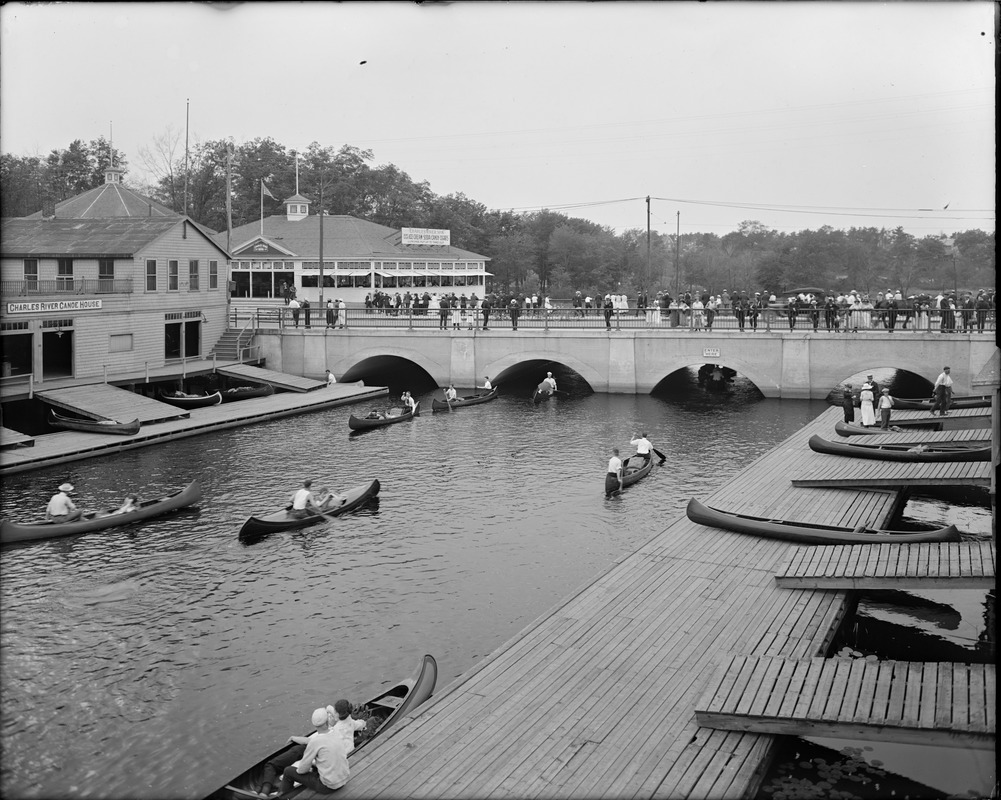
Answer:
[{"xmin": 284, "ymin": 193, "xmax": 311, "ymax": 222}]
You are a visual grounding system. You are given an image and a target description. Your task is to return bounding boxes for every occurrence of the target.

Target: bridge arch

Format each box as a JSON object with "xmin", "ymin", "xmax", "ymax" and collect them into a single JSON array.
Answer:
[
  {"xmin": 333, "ymin": 346, "xmax": 446, "ymax": 386},
  {"xmin": 484, "ymin": 351, "xmax": 604, "ymax": 392},
  {"xmin": 642, "ymin": 357, "xmax": 779, "ymax": 397}
]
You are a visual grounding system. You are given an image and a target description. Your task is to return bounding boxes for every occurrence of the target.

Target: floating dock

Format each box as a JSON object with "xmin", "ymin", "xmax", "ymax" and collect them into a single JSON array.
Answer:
[
  {"xmin": 335, "ymin": 404, "xmax": 993, "ymax": 800},
  {"xmin": 0, "ymin": 380, "xmax": 387, "ymax": 476}
]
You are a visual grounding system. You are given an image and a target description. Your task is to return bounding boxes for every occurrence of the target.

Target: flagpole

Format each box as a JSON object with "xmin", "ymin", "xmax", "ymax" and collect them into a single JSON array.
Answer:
[{"xmin": 260, "ymin": 180, "xmax": 264, "ymax": 236}]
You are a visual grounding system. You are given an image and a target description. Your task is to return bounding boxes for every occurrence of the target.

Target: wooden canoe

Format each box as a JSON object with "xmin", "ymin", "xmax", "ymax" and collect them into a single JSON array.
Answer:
[
  {"xmin": 834, "ymin": 419, "xmax": 943, "ymax": 437},
  {"xmin": 809, "ymin": 434, "xmax": 992, "ymax": 462},
  {"xmin": 431, "ymin": 386, "xmax": 499, "ymax": 412},
  {"xmin": 891, "ymin": 394, "xmax": 992, "ymax": 411},
  {"xmin": 605, "ymin": 454, "xmax": 654, "ymax": 496},
  {"xmin": 49, "ymin": 410, "xmax": 140, "ymax": 436},
  {"xmin": 158, "ymin": 390, "xmax": 222, "ymax": 409},
  {"xmin": 532, "ymin": 383, "xmax": 553, "ymax": 404},
  {"xmin": 238, "ymin": 479, "xmax": 380, "ymax": 538},
  {"xmin": 0, "ymin": 480, "xmax": 203, "ymax": 545},
  {"xmin": 221, "ymin": 384, "xmax": 274, "ymax": 402},
  {"xmin": 208, "ymin": 654, "xmax": 438, "ymax": 800},
  {"xmin": 685, "ymin": 497, "xmax": 960, "ymax": 545},
  {"xmin": 348, "ymin": 403, "xmax": 419, "ymax": 430}
]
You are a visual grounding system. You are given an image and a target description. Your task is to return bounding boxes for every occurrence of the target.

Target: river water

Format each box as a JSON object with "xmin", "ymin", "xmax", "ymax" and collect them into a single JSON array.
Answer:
[{"xmin": 0, "ymin": 371, "xmax": 993, "ymax": 799}]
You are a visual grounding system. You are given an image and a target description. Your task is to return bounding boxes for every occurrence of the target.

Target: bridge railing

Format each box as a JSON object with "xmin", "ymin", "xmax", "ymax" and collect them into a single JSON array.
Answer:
[{"xmin": 241, "ymin": 305, "xmax": 996, "ymax": 333}]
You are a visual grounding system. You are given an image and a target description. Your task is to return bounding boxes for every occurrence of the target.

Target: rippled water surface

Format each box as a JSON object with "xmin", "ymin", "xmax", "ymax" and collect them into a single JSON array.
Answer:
[{"xmin": 0, "ymin": 377, "xmax": 991, "ymax": 799}]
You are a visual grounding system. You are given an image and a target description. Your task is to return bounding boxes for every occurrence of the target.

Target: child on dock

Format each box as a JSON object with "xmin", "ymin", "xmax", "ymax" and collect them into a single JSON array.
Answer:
[{"xmin": 878, "ymin": 388, "xmax": 894, "ymax": 430}]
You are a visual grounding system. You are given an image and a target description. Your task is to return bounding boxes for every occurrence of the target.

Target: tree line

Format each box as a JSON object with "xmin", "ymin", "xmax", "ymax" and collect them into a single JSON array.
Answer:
[{"xmin": 2, "ymin": 136, "xmax": 993, "ymax": 299}]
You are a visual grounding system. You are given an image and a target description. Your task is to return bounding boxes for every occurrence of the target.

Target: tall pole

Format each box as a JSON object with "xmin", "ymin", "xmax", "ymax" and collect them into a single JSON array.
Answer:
[
  {"xmin": 646, "ymin": 196, "xmax": 651, "ymax": 291},
  {"xmin": 319, "ymin": 178, "xmax": 325, "ymax": 308},
  {"xmin": 183, "ymin": 99, "xmax": 190, "ymax": 216},
  {"xmin": 675, "ymin": 211, "xmax": 681, "ymax": 299},
  {"xmin": 225, "ymin": 144, "xmax": 233, "ymax": 254}
]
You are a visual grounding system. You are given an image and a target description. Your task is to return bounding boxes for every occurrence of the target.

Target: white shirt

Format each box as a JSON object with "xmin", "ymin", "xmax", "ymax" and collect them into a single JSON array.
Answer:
[
  {"xmin": 445, "ymin": 387, "xmax": 457, "ymax": 401},
  {"xmin": 297, "ymin": 728, "xmax": 350, "ymax": 790},
  {"xmin": 630, "ymin": 437, "xmax": 652, "ymax": 455},
  {"xmin": 934, "ymin": 372, "xmax": 954, "ymax": 389},
  {"xmin": 331, "ymin": 716, "xmax": 367, "ymax": 754},
  {"xmin": 46, "ymin": 491, "xmax": 76, "ymax": 517},
  {"xmin": 607, "ymin": 455, "xmax": 622, "ymax": 475},
  {"xmin": 483, "ymin": 379, "xmax": 492, "ymax": 389},
  {"xmin": 291, "ymin": 488, "xmax": 314, "ymax": 510},
  {"xmin": 326, "ymin": 372, "xmax": 336, "ymax": 386}
]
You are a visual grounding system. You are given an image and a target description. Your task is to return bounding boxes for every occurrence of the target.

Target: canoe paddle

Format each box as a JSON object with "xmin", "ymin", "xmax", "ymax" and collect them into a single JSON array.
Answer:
[{"xmin": 652, "ymin": 446, "xmax": 667, "ymax": 464}]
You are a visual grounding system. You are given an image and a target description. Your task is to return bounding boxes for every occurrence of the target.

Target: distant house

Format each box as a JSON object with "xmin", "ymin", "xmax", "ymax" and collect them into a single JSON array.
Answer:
[
  {"xmin": 216, "ymin": 192, "xmax": 490, "ymax": 308},
  {"xmin": 1, "ymin": 167, "xmax": 231, "ymax": 384}
]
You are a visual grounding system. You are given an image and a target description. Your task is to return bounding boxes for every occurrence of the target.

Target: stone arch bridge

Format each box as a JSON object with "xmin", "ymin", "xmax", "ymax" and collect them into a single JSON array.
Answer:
[{"xmin": 255, "ymin": 328, "xmax": 996, "ymax": 399}]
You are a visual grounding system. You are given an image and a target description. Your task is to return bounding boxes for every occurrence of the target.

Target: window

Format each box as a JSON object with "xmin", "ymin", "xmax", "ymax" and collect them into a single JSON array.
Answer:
[
  {"xmin": 209, "ymin": 260, "xmax": 218, "ymax": 289},
  {"xmin": 168, "ymin": 260, "xmax": 178, "ymax": 291},
  {"xmin": 189, "ymin": 259, "xmax": 200, "ymax": 290},
  {"xmin": 109, "ymin": 333, "xmax": 133, "ymax": 353},
  {"xmin": 57, "ymin": 258, "xmax": 73, "ymax": 291},
  {"xmin": 23, "ymin": 258, "xmax": 38, "ymax": 289},
  {"xmin": 98, "ymin": 258, "xmax": 114, "ymax": 293},
  {"xmin": 146, "ymin": 259, "xmax": 157, "ymax": 291}
]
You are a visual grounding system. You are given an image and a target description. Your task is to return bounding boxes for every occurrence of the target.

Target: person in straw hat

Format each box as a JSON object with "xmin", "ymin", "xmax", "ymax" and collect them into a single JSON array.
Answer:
[{"xmin": 45, "ymin": 482, "xmax": 82, "ymax": 522}]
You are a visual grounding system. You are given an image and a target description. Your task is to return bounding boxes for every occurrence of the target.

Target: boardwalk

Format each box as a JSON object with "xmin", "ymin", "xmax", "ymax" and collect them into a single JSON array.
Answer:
[
  {"xmin": 695, "ymin": 656, "xmax": 994, "ymax": 749},
  {"xmin": 328, "ymin": 404, "xmax": 992, "ymax": 799}
]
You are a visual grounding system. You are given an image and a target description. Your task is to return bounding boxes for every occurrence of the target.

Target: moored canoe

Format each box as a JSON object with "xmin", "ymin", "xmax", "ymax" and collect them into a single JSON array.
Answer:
[
  {"xmin": 809, "ymin": 434, "xmax": 991, "ymax": 462},
  {"xmin": 221, "ymin": 384, "xmax": 274, "ymax": 402},
  {"xmin": 686, "ymin": 497, "xmax": 960, "ymax": 544},
  {"xmin": 158, "ymin": 390, "xmax": 222, "ymax": 409},
  {"xmin": 49, "ymin": 410, "xmax": 141, "ymax": 436}
]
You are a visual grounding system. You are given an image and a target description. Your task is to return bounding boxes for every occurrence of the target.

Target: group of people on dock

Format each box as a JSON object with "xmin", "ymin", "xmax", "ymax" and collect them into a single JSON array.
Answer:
[{"xmin": 841, "ymin": 365, "xmax": 955, "ymax": 429}]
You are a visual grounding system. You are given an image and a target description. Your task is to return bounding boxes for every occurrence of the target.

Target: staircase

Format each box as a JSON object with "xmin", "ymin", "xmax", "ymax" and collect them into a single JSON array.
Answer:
[{"xmin": 210, "ymin": 329, "xmax": 246, "ymax": 361}]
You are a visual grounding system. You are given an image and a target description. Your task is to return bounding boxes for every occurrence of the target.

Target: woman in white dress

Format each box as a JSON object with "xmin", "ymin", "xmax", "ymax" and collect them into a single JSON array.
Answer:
[{"xmin": 859, "ymin": 382, "xmax": 876, "ymax": 427}]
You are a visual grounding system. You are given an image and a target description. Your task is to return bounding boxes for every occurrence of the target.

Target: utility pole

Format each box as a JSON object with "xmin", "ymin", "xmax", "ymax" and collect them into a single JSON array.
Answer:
[
  {"xmin": 675, "ymin": 211, "xmax": 681, "ymax": 299},
  {"xmin": 318, "ymin": 178, "xmax": 325, "ymax": 309},
  {"xmin": 183, "ymin": 99, "xmax": 189, "ymax": 216},
  {"xmin": 646, "ymin": 196, "xmax": 651, "ymax": 291}
]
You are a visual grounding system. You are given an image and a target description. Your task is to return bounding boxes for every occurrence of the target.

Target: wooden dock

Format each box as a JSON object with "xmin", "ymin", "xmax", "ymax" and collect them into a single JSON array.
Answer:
[
  {"xmin": 775, "ymin": 541, "xmax": 996, "ymax": 590},
  {"xmin": 0, "ymin": 381, "xmax": 387, "ymax": 476},
  {"xmin": 333, "ymin": 404, "xmax": 994, "ymax": 799},
  {"xmin": 215, "ymin": 363, "xmax": 324, "ymax": 392},
  {"xmin": 695, "ymin": 655, "xmax": 994, "ymax": 749},
  {"xmin": 791, "ymin": 459, "xmax": 992, "ymax": 488},
  {"xmin": 0, "ymin": 426, "xmax": 34, "ymax": 449},
  {"xmin": 36, "ymin": 383, "xmax": 188, "ymax": 424}
]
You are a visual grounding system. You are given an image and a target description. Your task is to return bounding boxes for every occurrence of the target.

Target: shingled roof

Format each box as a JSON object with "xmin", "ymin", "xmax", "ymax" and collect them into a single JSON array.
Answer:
[
  {"xmin": 218, "ymin": 214, "xmax": 488, "ymax": 261},
  {"xmin": 1, "ymin": 218, "xmax": 228, "ymax": 259},
  {"xmin": 23, "ymin": 182, "xmax": 178, "ymax": 220}
]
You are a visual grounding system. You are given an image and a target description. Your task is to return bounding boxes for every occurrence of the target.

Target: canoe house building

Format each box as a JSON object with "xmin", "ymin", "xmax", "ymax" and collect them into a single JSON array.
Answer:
[
  {"xmin": 0, "ymin": 166, "xmax": 231, "ymax": 392},
  {"xmin": 217, "ymin": 192, "xmax": 491, "ymax": 311}
]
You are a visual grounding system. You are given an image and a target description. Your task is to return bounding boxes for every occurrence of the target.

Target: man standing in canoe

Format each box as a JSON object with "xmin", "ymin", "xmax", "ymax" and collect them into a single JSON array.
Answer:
[
  {"xmin": 605, "ymin": 448, "xmax": 624, "ymax": 498},
  {"xmin": 542, "ymin": 372, "xmax": 557, "ymax": 393},
  {"xmin": 45, "ymin": 482, "xmax": 81, "ymax": 522},
  {"xmin": 629, "ymin": 432, "xmax": 654, "ymax": 465}
]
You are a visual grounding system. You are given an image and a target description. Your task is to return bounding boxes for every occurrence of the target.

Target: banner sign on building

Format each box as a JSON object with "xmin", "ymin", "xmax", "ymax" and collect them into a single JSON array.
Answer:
[
  {"xmin": 7, "ymin": 299, "xmax": 103, "ymax": 314},
  {"xmin": 401, "ymin": 227, "xmax": 450, "ymax": 246}
]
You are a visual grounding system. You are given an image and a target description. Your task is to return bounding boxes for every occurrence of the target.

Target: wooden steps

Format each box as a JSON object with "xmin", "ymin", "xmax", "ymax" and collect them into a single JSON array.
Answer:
[
  {"xmin": 775, "ymin": 541, "xmax": 996, "ymax": 589},
  {"xmin": 695, "ymin": 655, "xmax": 994, "ymax": 749}
]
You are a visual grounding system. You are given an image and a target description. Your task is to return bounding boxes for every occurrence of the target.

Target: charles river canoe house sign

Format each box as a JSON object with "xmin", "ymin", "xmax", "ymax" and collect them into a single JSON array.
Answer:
[{"xmin": 7, "ymin": 299, "xmax": 104, "ymax": 313}]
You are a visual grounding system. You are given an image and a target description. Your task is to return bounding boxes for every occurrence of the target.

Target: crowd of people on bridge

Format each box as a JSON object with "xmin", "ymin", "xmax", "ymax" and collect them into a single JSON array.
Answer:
[{"xmin": 280, "ymin": 286, "xmax": 994, "ymax": 333}]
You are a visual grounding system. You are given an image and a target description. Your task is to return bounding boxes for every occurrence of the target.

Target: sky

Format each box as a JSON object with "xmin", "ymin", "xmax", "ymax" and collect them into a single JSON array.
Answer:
[{"xmin": 1, "ymin": 1, "xmax": 995, "ymax": 239}]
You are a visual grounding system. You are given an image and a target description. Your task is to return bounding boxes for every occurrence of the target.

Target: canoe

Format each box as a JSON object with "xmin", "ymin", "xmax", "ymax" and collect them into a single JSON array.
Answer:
[
  {"xmin": 431, "ymin": 386, "xmax": 499, "ymax": 412},
  {"xmin": 685, "ymin": 497, "xmax": 960, "ymax": 545},
  {"xmin": 49, "ymin": 410, "xmax": 140, "ymax": 436},
  {"xmin": 891, "ymin": 394, "xmax": 992, "ymax": 411},
  {"xmin": 221, "ymin": 384, "xmax": 274, "ymax": 402},
  {"xmin": 532, "ymin": 383, "xmax": 553, "ymax": 403},
  {"xmin": 238, "ymin": 479, "xmax": 381, "ymax": 537},
  {"xmin": 1, "ymin": 480, "xmax": 203, "ymax": 545},
  {"xmin": 605, "ymin": 454, "xmax": 654, "ymax": 496},
  {"xmin": 209, "ymin": 654, "xmax": 438, "ymax": 800},
  {"xmin": 834, "ymin": 419, "xmax": 943, "ymax": 437},
  {"xmin": 348, "ymin": 402, "xmax": 419, "ymax": 431},
  {"xmin": 158, "ymin": 390, "xmax": 222, "ymax": 409},
  {"xmin": 809, "ymin": 434, "xmax": 992, "ymax": 462}
]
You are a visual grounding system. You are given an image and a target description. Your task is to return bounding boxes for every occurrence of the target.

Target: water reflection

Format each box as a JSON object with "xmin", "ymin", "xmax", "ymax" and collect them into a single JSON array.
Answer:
[{"xmin": 0, "ymin": 378, "xmax": 992, "ymax": 799}]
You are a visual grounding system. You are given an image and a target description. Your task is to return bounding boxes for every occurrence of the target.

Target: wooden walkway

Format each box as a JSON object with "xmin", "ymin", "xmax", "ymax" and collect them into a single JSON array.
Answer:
[
  {"xmin": 215, "ymin": 363, "xmax": 324, "ymax": 392},
  {"xmin": 328, "ymin": 405, "xmax": 974, "ymax": 800},
  {"xmin": 792, "ymin": 459, "xmax": 992, "ymax": 488},
  {"xmin": 853, "ymin": 428, "xmax": 991, "ymax": 445},
  {"xmin": 36, "ymin": 383, "xmax": 188, "ymax": 424},
  {"xmin": 0, "ymin": 382, "xmax": 387, "ymax": 476},
  {"xmin": 0, "ymin": 426, "xmax": 34, "ymax": 449},
  {"xmin": 775, "ymin": 541, "xmax": 996, "ymax": 589},
  {"xmin": 695, "ymin": 655, "xmax": 994, "ymax": 749}
]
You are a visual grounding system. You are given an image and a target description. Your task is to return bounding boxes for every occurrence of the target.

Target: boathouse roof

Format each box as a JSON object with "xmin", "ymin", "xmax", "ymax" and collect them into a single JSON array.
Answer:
[
  {"xmin": 1, "ymin": 217, "xmax": 230, "ymax": 259},
  {"xmin": 23, "ymin": 182, "xmax": 178, "ymax": 220},
  {"xmin": 219, "ymin": 214, "xmax": 489, "ymax": 262}
]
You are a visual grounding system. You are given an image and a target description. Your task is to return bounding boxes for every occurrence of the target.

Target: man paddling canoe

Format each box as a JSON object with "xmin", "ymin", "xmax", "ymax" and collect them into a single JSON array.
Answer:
[{"xmin": 45, "ymin": 482, "xmax": 82, "ymax": 523}]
